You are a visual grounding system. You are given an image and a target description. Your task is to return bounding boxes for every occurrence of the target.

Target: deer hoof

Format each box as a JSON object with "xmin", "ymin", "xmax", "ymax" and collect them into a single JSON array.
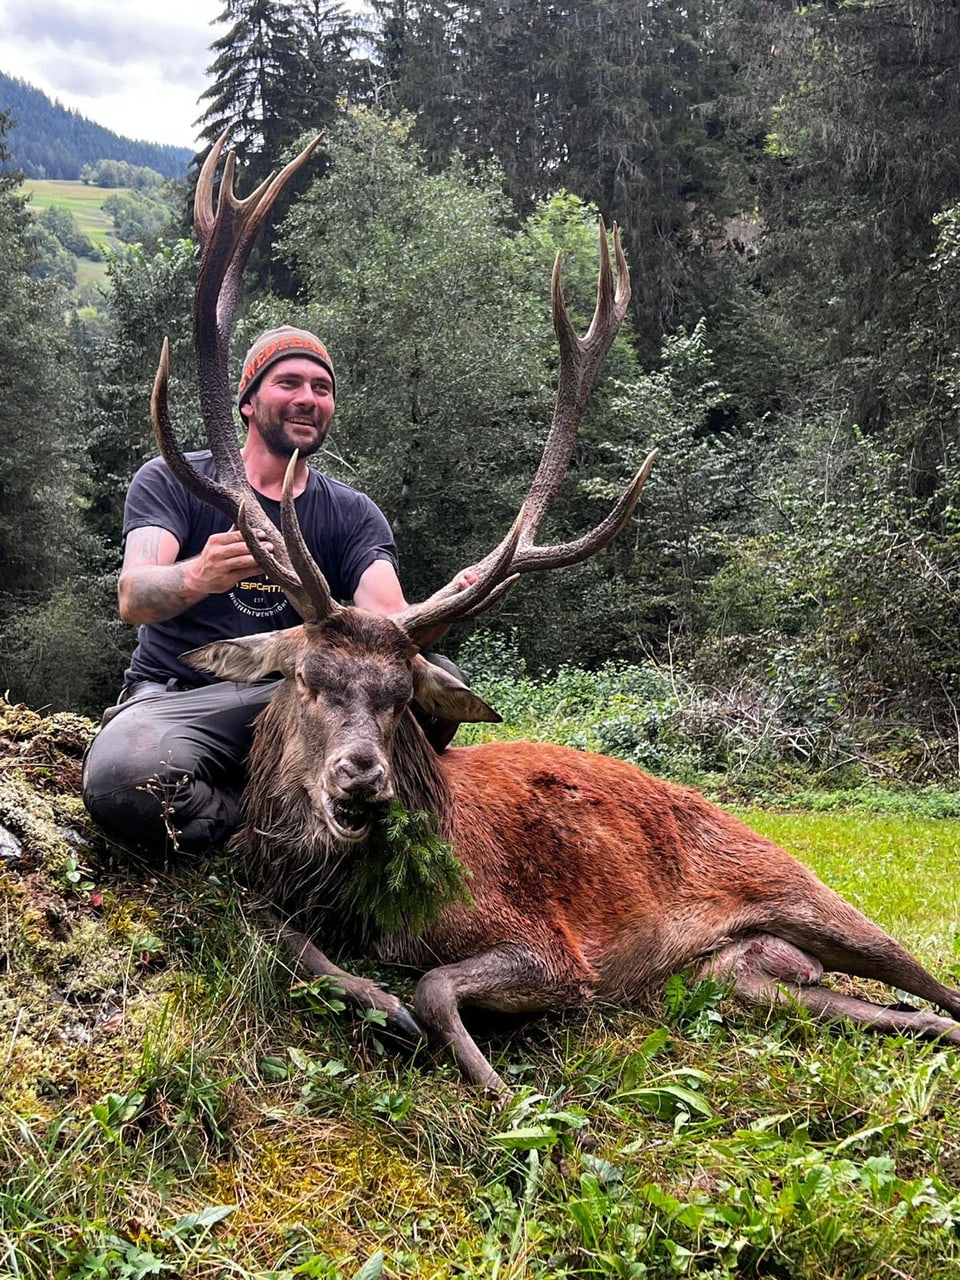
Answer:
[{"xmin": 382, "ymin": 1003, "xmax": 427, "ymax": 1048}]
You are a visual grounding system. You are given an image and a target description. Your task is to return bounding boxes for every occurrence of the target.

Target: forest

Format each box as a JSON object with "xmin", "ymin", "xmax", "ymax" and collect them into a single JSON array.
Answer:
[
  {"xmin": 3, "ymin": 0, "xmax": 960, "ymax": 790},
  {"xmin": 0, "ymin": 73, "xmax": 192, "ymax": 180}
]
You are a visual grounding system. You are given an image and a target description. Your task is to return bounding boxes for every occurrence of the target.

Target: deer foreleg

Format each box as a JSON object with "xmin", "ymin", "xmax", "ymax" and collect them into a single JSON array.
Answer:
[
  {"xmin": 414, "ymin": 944, "xmax": 588, "ymax": 1097},
  {"xmin": 272, "ymin": 916, "xmax": 424, "ymax": 1046}
]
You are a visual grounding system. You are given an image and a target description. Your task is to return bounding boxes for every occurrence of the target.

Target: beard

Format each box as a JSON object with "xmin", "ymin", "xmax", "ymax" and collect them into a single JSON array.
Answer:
[{"xmin": 250, "ymin": 401, "xmax": 329, "ymax": 459}]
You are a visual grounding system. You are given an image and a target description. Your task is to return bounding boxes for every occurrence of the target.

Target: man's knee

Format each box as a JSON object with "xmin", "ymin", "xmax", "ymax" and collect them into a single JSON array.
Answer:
[{"xmin": 81, "ymin": 703, "xmax": 241, "ymax": 859}]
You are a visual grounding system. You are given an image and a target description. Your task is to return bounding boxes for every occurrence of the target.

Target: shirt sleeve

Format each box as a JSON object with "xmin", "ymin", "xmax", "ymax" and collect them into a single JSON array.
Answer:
[
  {"xmin": 336, "ymin": 490, "xmax": 400, "ymax": 600},
  {"xmin": 122, "ymin": 457, "xmax": 195, "ymax": 548}
]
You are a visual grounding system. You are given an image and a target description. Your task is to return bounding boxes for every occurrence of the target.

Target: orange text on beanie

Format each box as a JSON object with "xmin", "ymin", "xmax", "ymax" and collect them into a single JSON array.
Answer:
[{"xmin": 237, "ymin": 326, "xmax": 336, "ymax": 409}]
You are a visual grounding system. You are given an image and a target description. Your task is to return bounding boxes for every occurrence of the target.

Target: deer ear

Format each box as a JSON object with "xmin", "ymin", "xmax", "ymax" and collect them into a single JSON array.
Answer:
[
  {"xmin": 412, "ymin": 655, "xmax": 502, "ymax": 723},
  {"xmin": 182, "ymin": 626, "xmax": 305, "ymax": 681}
]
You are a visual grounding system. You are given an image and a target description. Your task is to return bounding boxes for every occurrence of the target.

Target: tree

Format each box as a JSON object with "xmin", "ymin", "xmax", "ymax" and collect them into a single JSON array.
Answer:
[
  {"xmin": 371, "ymin": 0, "xmax": 735, "ymax": 354},
  {"xmin": 716, "ymin": 0, "xmax": 960, "ymax": 484},
  {"xmin": 102, "ymin": 187, "xmax": 180, "ymax": 252},
  {"xmin": 0, "ymin": 111, "xmax": 111, "ymax": 709},
  {"xmin": 194, "ymin": 0, "xmax": 365, "ymax": 292},
  {"xmin": 79, "ymin": 239, "xmax": 201, "ymax": 550},
  {"xmin": 196, "ymin": 0, "xmax": 362, "ymax": 181},
  {"xmin": 0, "ymin": 114, "xmax": 82, "ymax": 597},
  {"xmin": 37, "ymin": 205, "xmax": 101, "ymax": 259}
]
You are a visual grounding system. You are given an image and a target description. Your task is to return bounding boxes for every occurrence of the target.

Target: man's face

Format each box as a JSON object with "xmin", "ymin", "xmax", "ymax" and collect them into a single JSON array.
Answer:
[{"xmin": 242, "ymin": 357, "xmax": 335, "ymax": 458}]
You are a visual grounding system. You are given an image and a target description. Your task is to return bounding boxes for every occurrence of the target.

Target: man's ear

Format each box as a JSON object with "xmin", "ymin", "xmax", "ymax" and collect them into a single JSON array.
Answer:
[
  {"xmin": 411, "ymin": 654, "xmax": 502, "ymax": 723},
  {"xmin": 182, "ymin": 626, "xmax": 305, "ymax": 681}
]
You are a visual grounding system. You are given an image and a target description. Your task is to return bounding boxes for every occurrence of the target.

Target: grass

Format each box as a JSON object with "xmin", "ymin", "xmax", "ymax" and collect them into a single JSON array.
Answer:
[
  {"xmin": 20, "ymin": 179, "xmax": 125, "ymax": 288},
  {"xmin": 4, "ymin": 693, "xmax": 960, "ymax": 1278}
]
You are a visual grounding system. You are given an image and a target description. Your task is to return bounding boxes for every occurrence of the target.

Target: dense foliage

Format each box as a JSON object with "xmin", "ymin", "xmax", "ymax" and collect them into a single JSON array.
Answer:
[{"xmin": 4, "ymin": 0, "xmax": 960, "ymax": 782}]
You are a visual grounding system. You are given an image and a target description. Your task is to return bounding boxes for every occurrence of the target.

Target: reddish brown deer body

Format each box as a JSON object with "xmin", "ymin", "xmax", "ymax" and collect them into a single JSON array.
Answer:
[{"xmin": 153, "ymin": 135, "xmax": 960, "ymax": 1095}]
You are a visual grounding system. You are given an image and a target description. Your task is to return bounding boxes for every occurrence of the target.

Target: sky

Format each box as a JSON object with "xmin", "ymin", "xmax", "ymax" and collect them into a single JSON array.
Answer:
[{"xmin": 0, "ymin": 0, "xmax": 229, "ymax": 150}]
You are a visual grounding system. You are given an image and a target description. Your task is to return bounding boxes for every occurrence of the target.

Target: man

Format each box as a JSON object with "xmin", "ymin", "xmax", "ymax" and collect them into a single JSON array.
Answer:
[{"xmin": 83, "ymin": 326, "xmax": 463, "ymax": 860}]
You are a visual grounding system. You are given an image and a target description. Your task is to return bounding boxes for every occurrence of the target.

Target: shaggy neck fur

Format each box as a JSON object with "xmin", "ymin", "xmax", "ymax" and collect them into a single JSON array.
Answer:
[{"xmin": 234, "ymin": 694, "xmax": 452, "ymax": 946}]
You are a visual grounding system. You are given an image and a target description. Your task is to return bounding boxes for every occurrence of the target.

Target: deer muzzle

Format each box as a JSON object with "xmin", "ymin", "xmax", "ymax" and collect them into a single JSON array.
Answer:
[{"xmin": 320, "ymin": 750, "xmax": 394, "ymax": 844}]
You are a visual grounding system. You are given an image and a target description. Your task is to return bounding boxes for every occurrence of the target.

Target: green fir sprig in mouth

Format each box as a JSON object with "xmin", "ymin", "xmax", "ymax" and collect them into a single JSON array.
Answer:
[{"xmin": 343, "ymin": 800, "xmax": 474, "ymax": 936}]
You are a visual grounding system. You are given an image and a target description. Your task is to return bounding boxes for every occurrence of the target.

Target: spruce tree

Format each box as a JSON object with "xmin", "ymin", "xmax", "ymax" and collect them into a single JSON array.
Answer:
[{"xmin": 196, "ymin": 0, "xmax": 362, "ymax": 181}]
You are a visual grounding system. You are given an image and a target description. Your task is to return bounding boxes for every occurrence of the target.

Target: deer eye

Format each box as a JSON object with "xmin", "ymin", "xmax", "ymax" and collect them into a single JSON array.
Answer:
[{"xmin": 295, "ymin": 672, "xmax": 320, "ymax": 698}]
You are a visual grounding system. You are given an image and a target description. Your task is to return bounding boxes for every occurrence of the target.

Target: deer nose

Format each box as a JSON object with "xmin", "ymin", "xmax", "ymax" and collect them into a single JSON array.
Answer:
[{"xmin": 331, "ymin": 752, "xmax": 387, "ymax": 794}]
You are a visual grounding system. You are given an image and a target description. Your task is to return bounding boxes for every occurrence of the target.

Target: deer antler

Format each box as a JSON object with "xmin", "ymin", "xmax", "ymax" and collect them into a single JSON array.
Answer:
[
  {"xmin": 150, "ymin": 131, "xmax": 335, "ymax": 623},
  {"xmin": 152, "ymin": 138, "xmax": 653, "ymax": 645},
  {"xmin": 395, "ymin": 222, "xmax": 657, "ymax": 645}
]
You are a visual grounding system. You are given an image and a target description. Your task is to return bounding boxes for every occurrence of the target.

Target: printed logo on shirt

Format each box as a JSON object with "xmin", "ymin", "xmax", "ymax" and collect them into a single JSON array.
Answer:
[{"xmin": 229, "ymin": 576, "xmax": 290, "ymax": 619}]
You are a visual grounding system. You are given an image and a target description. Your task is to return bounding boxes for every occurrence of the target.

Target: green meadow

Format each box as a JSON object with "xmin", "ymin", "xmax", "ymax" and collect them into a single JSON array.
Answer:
[
  {"xmin": 4, "ymin": 682, "xmax": 960, "ymax": 1279},
  {"xmin": 21, "ymin": 179, "xmax": 126, "ymax": 284}
]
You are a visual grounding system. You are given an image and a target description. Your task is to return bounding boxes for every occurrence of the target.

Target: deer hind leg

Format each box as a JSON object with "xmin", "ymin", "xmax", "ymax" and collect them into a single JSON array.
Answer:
[
  {"xmin": 269, "ymin": 915, "xmax": 425, "ymax": 1046},
  {"xmin": 705, "ymin": 934, "xmax": 960, "ymax": 1045},
  {"xmin": 414, "ymin": 944, "xmax": 588, "ymax": 1098},
  {"xmin": 762, "ymin": 881, "xmax": 960, "ymax": 1024}
]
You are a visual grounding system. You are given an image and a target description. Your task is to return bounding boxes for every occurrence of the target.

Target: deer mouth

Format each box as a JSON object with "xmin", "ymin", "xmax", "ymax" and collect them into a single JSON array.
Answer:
[{"xmin": 323, "ymin": 793, "xmax": 375, "ymax": 843}]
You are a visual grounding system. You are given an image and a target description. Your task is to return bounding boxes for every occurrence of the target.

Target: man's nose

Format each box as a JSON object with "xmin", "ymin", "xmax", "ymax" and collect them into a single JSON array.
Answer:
[{"xmin": 291, "ymin": 382, "xmax": 316, "ymax": 407}]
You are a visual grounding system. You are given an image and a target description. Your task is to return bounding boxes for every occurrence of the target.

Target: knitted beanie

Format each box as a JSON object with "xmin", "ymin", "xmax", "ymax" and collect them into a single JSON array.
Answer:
[{"xmin": 237, "ymin": 326, "xmax": 336, "ymax": 408}]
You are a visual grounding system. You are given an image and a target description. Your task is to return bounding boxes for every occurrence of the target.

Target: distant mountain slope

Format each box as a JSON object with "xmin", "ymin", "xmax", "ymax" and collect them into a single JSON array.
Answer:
[{"xmin": 0, "ymin": 72, "xmax": 193, "ymax": 180}]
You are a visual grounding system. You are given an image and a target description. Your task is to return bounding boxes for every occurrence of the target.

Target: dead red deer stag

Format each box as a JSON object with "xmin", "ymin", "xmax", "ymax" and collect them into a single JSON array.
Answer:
[{"xmin": 151, "ymin": 134, "xmax": 960, "ymax": 1096}]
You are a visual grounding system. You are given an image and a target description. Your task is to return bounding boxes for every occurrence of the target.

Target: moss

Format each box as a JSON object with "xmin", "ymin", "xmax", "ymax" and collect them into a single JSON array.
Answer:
[{"xmin": 204, "ymin": 1112, "xmax": 480, "ymax": 1273}]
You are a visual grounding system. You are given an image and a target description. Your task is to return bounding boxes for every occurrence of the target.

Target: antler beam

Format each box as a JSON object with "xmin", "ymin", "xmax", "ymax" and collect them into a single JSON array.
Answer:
[
  {"xmin": 396, "ymin": 222, "xmax": 657, "ymax": 645},
  {"xmin": 150, "ymin": 132, "xmax": 331, "ymax": 623}
]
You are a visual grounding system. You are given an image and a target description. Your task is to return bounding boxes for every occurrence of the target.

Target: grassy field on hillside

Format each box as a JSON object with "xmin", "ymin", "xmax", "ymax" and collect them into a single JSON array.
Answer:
[
  {"xmin": 22, "ymin": 179, "xmax": 124, "ymax": 252},
  {"xmin": 3, "ymin": 698, "xmax": 960, "ymax": 1279},
  {"xmin": 21, "ymin": 179, "xmax": 124, "ymax": 288}
]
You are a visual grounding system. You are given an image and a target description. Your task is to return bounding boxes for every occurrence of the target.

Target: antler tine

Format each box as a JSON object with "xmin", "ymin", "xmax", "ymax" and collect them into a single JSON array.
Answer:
[
  {"xmin": 280, "ymin": 453, "xmax": 338, "ymax": 623},
  {"xmin": 395, "ymin": 218, "xmax": 646, "ymax": 643},
  {"xmin": 230, "ymin": 499, "xmax": 315, "ymax": 620},
  {"xmin": 520, "ymin": 219, "xmax": 631, "ymax": 544},
  {"xmin": 199, "ymin": 137, "xmax": 323, "ymax": 352},
  {"xmin": 466, "ymin": 219, "xmax": 631, "ymax": 580},
  {"xmin": 508, "ymin": 448, "xmax": 658, "ymax": 573},
  {"xmin": 193, "ymin": 129, "xmax": 229, "ymax": 244},
  {"xmin": 395, "ymin": 508, "xmax": 526, "ymax": 643},
  {"xmin": 152, "ymin": 132, "xmax": 326, "ymax": 622}
]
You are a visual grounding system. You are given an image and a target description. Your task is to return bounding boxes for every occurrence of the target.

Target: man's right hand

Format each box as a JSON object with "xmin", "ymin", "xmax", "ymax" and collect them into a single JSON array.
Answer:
[
  {"xmin": 118, "ymin": 525, "xmax": 274, "ymax": 626},
  {"xmin": 192, "ymin": 529, "xmax": 274, "ymax": 595}
]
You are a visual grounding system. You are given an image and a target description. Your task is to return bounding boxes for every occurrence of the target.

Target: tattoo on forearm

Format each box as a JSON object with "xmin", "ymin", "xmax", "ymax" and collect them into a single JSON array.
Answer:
[{"xmin": 126, "ymin": 563, "xmax": 196, "ymax": 622}]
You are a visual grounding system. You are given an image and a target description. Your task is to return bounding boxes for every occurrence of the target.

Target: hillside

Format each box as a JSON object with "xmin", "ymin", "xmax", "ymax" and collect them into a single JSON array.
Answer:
[
  {"xmin": 5, "ymin": 694, "xmax": 960, "ymax": 1277},
  {"xmin": 0, "ymin": 72, "xmax": 193, "ymax": 180}
]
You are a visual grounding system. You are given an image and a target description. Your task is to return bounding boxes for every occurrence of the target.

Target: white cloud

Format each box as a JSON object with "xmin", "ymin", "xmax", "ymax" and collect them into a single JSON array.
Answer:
[{"xmin": 0, "ymin": 0, "xmax": 226, "ymax": 148}]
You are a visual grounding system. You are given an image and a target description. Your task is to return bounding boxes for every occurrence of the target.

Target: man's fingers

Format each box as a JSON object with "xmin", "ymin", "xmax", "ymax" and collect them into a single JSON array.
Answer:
[{"xmin": 225, "ymin": 531, "xmax": 272, "ymax": 555}]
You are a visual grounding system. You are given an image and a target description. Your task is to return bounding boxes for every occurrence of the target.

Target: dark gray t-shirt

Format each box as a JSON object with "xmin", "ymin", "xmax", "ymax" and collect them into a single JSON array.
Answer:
[{"xmin": 122, "ymin": 451, "xmax": 399, "ymax": 687}]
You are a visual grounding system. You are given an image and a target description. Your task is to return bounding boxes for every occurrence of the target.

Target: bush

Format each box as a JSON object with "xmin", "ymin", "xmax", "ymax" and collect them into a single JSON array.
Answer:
[{"xmin": 0, "ymin": 577, "xmax": 133, "ymax": 716}]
